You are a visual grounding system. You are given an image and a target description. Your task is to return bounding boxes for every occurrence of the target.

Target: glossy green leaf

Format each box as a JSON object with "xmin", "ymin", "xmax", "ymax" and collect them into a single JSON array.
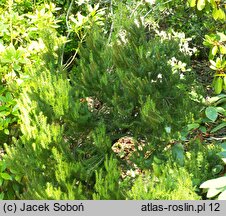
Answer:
[
  {"xmin": 214, "ymin": 77, "xmax": 223, "ymax": 94},
  {"xmin": 207, "ymin": 94, "xmax": 226, "ymax": 104},
  {"xmin": 218, "ymin": 8, "xmax": 225, "ymax": 20},
  {"xmin": 212, "ymin": 8, "xmax": 226, "ymax": 20},
  {"xmin": 215, "ymin": 107, "xmax": 226, "ymax": 115},
  {"xmin": 0, "ymin": 96, "xmax": 6, "ymax": 103},
  {"xmin": 15, "ymin": 175, "xmax": 22, "ymax": 183},
  {"xmin": 187, "ymin": 123, "xmax": 200, "ymax": 131},
  {"xmin": 216, "ymin": 57, "xmax": 222, "ymax": 67},
  {"xmin": 197, "ymin": 0, "xmax": 206, "ymax": 11},
  {"xmin": 0, "ymin": 111, "xmax": 10, "ymax": 117},
  {"xmin": 4, "ymin": 129, "xmax": 9, "ymax": 135},
  {"xmin": 0, "ymin": 161, "xmax": 6, "ymax": 172},
  {"xmin": 212, "ymin": 45, "xmax": 218, "ymax": 56},
  {"xmin": 212, "ymin": 8, "xmax": 219, "ymax": 20},
  {"xmin": 189, "ymin": 0, "xmax": 197, "ymax": 7},
  {"xmin": 1, "ymin": 173, "xmax": 12, "ymax": 180},
  {"xmin": 219, "ymin": 45, "xmax": 226, "ymax": 54},
  {"xmin": 208, "ymin": 0, "xmax": 217, "ymax": 8},
  {"xmin": 211, "ymin": 122, "xmax": 226, "ymax": 133},
  {"xmin": 205, "ymin": 106, "xmax": 218, "ymax": 122}
]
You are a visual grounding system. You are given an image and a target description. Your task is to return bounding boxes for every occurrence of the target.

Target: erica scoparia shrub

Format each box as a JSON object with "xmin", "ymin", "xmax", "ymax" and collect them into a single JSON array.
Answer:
[{"xmin": 4, "ymin": 15, "xmax": 202, "ymax": 199}]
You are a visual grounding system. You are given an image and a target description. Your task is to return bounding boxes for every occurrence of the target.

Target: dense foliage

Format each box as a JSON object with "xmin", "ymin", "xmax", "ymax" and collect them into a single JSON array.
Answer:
[{"xmin": 0, "ymin": 0, "xmax": 225, "ymax": 200}]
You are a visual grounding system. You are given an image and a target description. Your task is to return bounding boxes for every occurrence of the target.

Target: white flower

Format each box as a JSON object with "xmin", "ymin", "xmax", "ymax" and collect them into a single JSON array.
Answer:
[
  {"xmin": 157, "ymin": 73, "xmax": 162, "ymax": 79},
  {"xmin": 28, "ymin": 39, "xmax": 45, "ymax": 52},
  {"xmin": 180, "ymin": 74, "xmax": 185, "ymax": 79},
  {"xmin": 168, "ymin": 57, "xmax": 191, "ymax": 74}
]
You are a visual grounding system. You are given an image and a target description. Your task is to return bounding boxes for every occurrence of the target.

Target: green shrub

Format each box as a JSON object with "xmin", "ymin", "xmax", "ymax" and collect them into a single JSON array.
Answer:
[
  {"xmin": 184, "ymin": 140, "xmax": 223, "ymax": 189},
  {"xmin": 127, "ymin": 164, "xmax": 201, "ymax": 200},
  {"xmin": 0, "ymin": 87, "xmax": 19, "ymax": 144},
  {"xmin": 199, "ymin": 142, "xmax": 226, "ymax": 200},
  {"xmin": 4, "ymin": 3, "xmax": 203, "ymax": 200},
  {"xmin": 71, "ymin": 18, "xmax": 201, "ymax": 152}
]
